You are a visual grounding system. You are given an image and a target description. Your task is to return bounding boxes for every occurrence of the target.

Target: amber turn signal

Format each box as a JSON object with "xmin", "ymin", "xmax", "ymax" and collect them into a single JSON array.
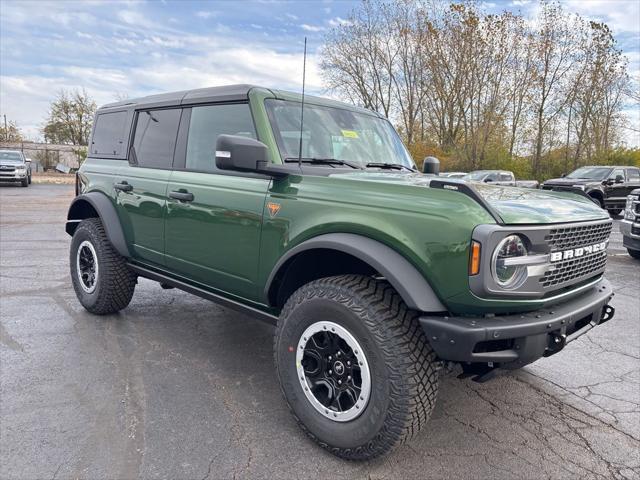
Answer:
[{"xmin": 469, "ymin": 241, "xmax": 481, "ymax": 275}]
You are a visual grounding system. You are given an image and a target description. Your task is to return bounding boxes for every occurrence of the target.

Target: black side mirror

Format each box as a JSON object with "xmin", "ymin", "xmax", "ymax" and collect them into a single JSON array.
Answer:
[
  {"xmin": 484, "ymin": 178, "xmax": 493, "ymax": 183},
  {"xmin": 560, "ymin": 173, "xmax": 566, "ymax": 177},
  {"xmin": 615, "ymin": 175, "xmax": 624, "ymax": 184},
  {"xmin": 215, "ymin": 135, "xmax": 296, "ymax": 177},
  {"xmin": 216, "ymin": 135, "xmax": 268, "ymax": 172}
]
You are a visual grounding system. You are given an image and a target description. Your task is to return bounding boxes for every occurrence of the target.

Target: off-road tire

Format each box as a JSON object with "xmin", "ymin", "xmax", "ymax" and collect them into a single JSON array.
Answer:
[
  {"xmin": 628, "ymin": 248, "xmax": 640, "ymax": 260},
  {"xmin": 70, "ymin": 218, "xmax": 136, "ymax": 314},
  {"xmin": 20, "ymin": 177, "xmax": 28, "ymax": 187},
  {"xmin": 608, "ymin": 209, "xmax": 622, "ymax": 217},
  {"xmin": 274, "ymin": 274, "xmax": 439, "ymax": 460}
]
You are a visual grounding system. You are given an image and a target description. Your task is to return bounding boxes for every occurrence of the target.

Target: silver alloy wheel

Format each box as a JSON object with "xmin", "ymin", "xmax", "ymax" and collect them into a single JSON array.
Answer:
[
  {"xmin": 76, "ymin": 240, "xmax": 99, "ymax": 294},
  {"xmin": 296, "ymin": 321, "xmax": 371, "ymax": 422}
]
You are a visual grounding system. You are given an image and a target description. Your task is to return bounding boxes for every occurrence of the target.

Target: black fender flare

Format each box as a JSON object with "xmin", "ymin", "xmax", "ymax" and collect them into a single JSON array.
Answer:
[
  {"xmin": 65, "ymin": 192, "xmax": 130, "ymax": 258},
  {"xmin": 265, "ymin": 233, "xmax": 447, "ymax": 313}
]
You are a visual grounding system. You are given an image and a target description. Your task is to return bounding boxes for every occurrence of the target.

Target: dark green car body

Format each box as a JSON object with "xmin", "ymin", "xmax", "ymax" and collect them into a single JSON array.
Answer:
[{"xmin": 67, "ymin": 85, "xmax": 615, "ymax": 369}]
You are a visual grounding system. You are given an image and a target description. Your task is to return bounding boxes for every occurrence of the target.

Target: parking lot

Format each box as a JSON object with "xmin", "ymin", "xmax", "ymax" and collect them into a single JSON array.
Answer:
[{"xmin": 1, "ymin": 184, "xmax": 638, "ymax": 479}]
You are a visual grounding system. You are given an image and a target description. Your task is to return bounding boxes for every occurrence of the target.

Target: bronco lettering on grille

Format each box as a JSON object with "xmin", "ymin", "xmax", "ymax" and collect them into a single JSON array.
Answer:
[{"xmin": 550, "ymin": 241, "xmax": 608, "ymax": 262}]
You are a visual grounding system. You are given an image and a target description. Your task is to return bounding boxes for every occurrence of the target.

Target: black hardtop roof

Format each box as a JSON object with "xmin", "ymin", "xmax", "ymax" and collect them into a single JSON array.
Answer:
[
  {"xmin": 100, "ymin": 84, "xmax": 259, "ymax": 111},
  {"xmin": 97, "ymin": 84, "xmax": 383, "ymax": 118}
]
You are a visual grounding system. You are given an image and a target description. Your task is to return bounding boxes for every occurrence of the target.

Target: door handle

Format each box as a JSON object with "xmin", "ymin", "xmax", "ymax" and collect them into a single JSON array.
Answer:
[
  {"xmin": 114, "ymin": 181, "xmax": 133, "ymax": 192},
  {"xmin": 169, "ymin": 190, "xmax": 194, "ymax": 202}
]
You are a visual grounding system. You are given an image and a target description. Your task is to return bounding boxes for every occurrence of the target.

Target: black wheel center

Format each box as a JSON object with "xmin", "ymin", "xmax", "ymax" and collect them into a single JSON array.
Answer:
[{"xmin": 300, "ymin": 331, "xmax": 364, "ymax": 413}]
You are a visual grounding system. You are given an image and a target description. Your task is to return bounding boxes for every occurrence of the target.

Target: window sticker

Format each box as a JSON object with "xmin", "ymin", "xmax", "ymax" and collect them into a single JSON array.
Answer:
[{"xmin": 341, "ymin": 129, "xmax": 359, "ymax": 139}]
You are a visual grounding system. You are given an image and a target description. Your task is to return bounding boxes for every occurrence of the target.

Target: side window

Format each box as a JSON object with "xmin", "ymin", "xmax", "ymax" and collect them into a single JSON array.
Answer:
[
  {"xmin": 185, "ymin": 104, "xmax": 256, "ymax": 172},
  {"xmin": 627, "ymin": 168, "xmax": 639, "ymax": 181},
  {"xmin": 499, "ymin": 173, "xmax": 512, "ymax": 181},
  {"xmin": 485, "ymin": 173, "xmax": 499, "ymax": 181},
  {"xmin": 132, "ymin": 108, "xmax": 181, "ymax": 169},
  {"xmin": 91, "ymin": 111, "xmax": 128, "ymax": 156},
  {"xmin": 610, "ymin": 168, "xmax": 625, "ymax": 181}
]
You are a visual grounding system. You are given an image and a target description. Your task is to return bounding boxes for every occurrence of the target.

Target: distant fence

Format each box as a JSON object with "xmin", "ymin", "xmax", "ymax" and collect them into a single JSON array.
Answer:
[{"xmin": 0, "ymin": 141, "xmax": 87, "ymax": 171}]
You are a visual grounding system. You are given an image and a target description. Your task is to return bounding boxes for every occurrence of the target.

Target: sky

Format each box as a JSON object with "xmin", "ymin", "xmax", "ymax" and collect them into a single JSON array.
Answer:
[{"xmin": 1, "ymin": 0, "xmax": 639, "ymax": 145}]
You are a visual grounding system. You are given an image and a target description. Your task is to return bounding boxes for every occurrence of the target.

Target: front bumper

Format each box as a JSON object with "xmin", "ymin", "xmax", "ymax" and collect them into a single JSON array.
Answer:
[
  {"xmin": 420, "ymin": 278, "xmax": 614, "ymax": 369},
  {"xmin": 0, "ymin": 172, "xmax": 27, "ymax": 180},
  {"xmin": 620, "ymin": 220, "xmax": 640, "ymax": 251}
]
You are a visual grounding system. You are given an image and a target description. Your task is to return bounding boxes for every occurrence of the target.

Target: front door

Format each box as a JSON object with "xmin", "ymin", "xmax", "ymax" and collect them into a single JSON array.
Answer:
[
  {"xmin": 114, "ymin": 108, "xmax": 181, "ymax": 266},
  {"xmin": 604, "ymin": 168, "xmax": 627, "ymax": 208},
  {"xmin": 164, "ymin": 103, "xmax": 270, "ymax": 301}
]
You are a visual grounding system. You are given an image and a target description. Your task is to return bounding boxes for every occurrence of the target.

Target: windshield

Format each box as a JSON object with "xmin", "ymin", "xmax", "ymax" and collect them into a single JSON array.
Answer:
[
  {"xmin": 566, "ymin": 167, "xmax": 612, "ymax": 180},
  {"xmin": 463, "ymin": 171, "xmax": 491, "ymax": 181},
  {"xmin": 0, "ymin": 151, "xmax": 24, "ymax": 164},
  {"xmin": 265, "ymin": 99, "xmax": 415, "ymax": 169}
]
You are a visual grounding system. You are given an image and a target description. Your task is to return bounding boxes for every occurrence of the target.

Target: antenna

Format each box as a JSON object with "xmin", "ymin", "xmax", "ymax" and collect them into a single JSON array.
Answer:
[{"xmin": 298, "ymin": 37, "xmax": 307, "ymax": 169}]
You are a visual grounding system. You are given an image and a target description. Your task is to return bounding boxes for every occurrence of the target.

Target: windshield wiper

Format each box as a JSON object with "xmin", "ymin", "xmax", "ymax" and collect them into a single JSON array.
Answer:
[
  {"xmin": 284, "ymin": 157, "xmax": 362, "ymax": 169},
  {"xmin": 365, "ymin": 162, "xmax": 416, "ymax": 172}
]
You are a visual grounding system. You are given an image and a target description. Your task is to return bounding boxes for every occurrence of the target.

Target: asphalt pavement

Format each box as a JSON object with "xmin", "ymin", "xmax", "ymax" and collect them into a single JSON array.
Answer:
[{"xmin": 1, "ymin": 184, "xmax": 639, "ymax": 480}]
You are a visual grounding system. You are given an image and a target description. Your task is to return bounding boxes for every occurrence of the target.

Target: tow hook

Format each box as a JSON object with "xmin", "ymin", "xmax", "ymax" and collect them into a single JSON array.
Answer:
[
  {"xmin": 546, "ymin": 332, "xmax": 566, "ymax": 355},
  {"xmin": 601, "ymin": 305, "xmax": 615, "ymax": 324}
]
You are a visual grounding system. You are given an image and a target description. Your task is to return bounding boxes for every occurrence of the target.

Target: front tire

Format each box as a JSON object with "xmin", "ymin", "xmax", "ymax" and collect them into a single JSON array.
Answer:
[
  {"xmin": 70, "ymin": 218, "xmax": 136, "ymax": 314},
  {"xmin": 628, "ymin": 248, "xmax": 640, "ymax": 260},
  {"xmin": 274, "ymin": 275, "xmax": 439, "ymax": 460},
  {"xmin": 20, "ymin": 177, "xmax": 28, "ymax": 187},
  {"xmin": 608, "ymin": 209, "xmax": 622, "ymax": 217}
]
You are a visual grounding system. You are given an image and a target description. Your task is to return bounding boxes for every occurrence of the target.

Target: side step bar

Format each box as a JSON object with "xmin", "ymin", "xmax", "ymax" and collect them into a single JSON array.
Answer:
[{"xmin": 127, "ymin": 263, "xmax": 278, "ymax": 325}]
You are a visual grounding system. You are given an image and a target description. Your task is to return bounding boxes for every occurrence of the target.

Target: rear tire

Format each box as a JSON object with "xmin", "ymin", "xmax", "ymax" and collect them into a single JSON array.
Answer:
[
  {"xmin": 628, "ymin": 248, "xmax": 640, "ymax": 260},
  {"xmin": 274, "ymin": 274, "xmax": 439, "ymax": 460},
  {"xmin": 20, "ymin": 177, "xmax": 28, "ymax": 187},
  {"xmin": 70, "ymin": 218, "xmax": 136, "ymax": 314}
]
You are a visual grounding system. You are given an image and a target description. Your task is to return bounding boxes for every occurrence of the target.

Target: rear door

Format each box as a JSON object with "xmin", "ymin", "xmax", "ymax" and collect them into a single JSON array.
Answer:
[
  {"xmin": 164, "ymin": 103, "xmax": 270, "ymax": 301},
  {"xmin": 114, "ymin": 108, "xmax": 181, "ymax": 266}
]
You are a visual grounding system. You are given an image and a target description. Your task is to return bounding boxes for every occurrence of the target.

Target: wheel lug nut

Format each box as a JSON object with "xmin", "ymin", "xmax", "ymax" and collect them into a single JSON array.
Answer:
[
  {"xmin": 329, "ymin": 370, "xmax": 332, "ymax": 374},
  {"xmin": 328, "ymin": 356, "xmax": 332, "ymax": 360},
  {"xmin": 338, "ymin": 380, "xmax": 342, "ymax": 384},
  {"xmin": 348, "ymin": 375, "xmax": 351, "ymax": 380},
  {"xmin": 347, "ymin": 361, "xmax": 351, "ymax": 366}
]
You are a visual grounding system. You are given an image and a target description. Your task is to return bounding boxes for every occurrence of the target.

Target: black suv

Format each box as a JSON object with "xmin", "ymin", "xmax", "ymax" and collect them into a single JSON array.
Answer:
[{"xmin": 541, "ymin": 166, "xmax": 640, "ymax": 216}]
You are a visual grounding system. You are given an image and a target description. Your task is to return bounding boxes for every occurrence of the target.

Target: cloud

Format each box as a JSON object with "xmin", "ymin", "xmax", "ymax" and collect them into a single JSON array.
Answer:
[
  {"xmin": 301, "ymin": 23, "xmax": 324, "ymax": 32},
  {"xmin": 196, "ymin": 10, "xmax": 217, "ymax": 19},
  {"xmin": 285, "ymin": 13, "xmax": 298, "ymax": 21},
  {"xmin": 328, "ymin": 17, "xmax": 351, "ymax": 27}
]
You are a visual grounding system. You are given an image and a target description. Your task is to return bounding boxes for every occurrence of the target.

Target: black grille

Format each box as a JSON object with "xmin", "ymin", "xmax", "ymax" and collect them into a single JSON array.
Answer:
[
  {"xmin": 0, "ymin": 166, "xmax": 15, "ymax": 173},
  {"xmin": 544, "ymin": 221, "xmax": 612, "ymax": 250},
  {"xmin": 540, "ymin": 251, "xmax": 607, "ymax": 288},
  {"xmin": 540, "ymin": 220, "xmax": 611, "ymax": 289}
]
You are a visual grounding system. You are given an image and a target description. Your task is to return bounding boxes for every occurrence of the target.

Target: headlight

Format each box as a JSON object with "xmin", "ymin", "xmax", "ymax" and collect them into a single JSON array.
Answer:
[
  {"xmin": 15, "ymin": 165, "xmax": 26, "ymax": 171},
  {"xmin": 572, "ymin": 184, "xmax": 586, "ymax": 191},
  {"xmin": 492, "ymin": 235, "xmax": 528, "ymax": 289}
]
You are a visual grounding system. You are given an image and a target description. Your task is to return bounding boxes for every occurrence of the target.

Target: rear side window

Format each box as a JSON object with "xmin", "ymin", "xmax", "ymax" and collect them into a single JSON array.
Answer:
[
  {"xmin": 132, "ymin": 109, "xmax": 181, "ymax": 169},
  {"xmin": 91, "ymin": 111, "xmax": 128, "ymax": 156},
  {"xmin": 185, "ymin": 104, "xmax": 256, "ymax": 173},
  {"xmin": 499, "ymin": 173, "xmax": 512, "ymax": 181},
  {"xmin": 627, "ymin": 168, "xmax": 639, "ymax": 181}
]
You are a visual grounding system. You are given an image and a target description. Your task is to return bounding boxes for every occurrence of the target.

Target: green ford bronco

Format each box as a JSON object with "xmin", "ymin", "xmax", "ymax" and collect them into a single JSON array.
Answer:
[{"xmin": 66, "ymin": 85, "xmax": 615, "ymax": 460}]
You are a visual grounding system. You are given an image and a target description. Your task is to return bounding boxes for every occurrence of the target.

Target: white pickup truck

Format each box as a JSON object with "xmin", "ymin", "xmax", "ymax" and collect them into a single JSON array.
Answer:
[{"xmin": 463, "ymin": 170, "xmax": 539, "ymax": 188}]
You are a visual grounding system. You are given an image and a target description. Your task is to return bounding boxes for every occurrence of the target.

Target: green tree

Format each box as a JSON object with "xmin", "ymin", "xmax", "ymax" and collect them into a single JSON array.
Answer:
[{"xmin": 43, "ymin": 89, "xmax": 96, "ymax": 145}]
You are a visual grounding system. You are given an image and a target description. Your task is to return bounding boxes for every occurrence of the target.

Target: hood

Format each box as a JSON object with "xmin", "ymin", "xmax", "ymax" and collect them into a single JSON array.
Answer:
[
  {"xmin": 330, "ymin": 172, "xmax": 608, "ymax": 225},
  {"xmin": 543, "ymin": 177, "xmax": 599, "ymax": 186},
  {"xmin": 471, "ymin": 183, "xmax": 606, "ymax": 224}
]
